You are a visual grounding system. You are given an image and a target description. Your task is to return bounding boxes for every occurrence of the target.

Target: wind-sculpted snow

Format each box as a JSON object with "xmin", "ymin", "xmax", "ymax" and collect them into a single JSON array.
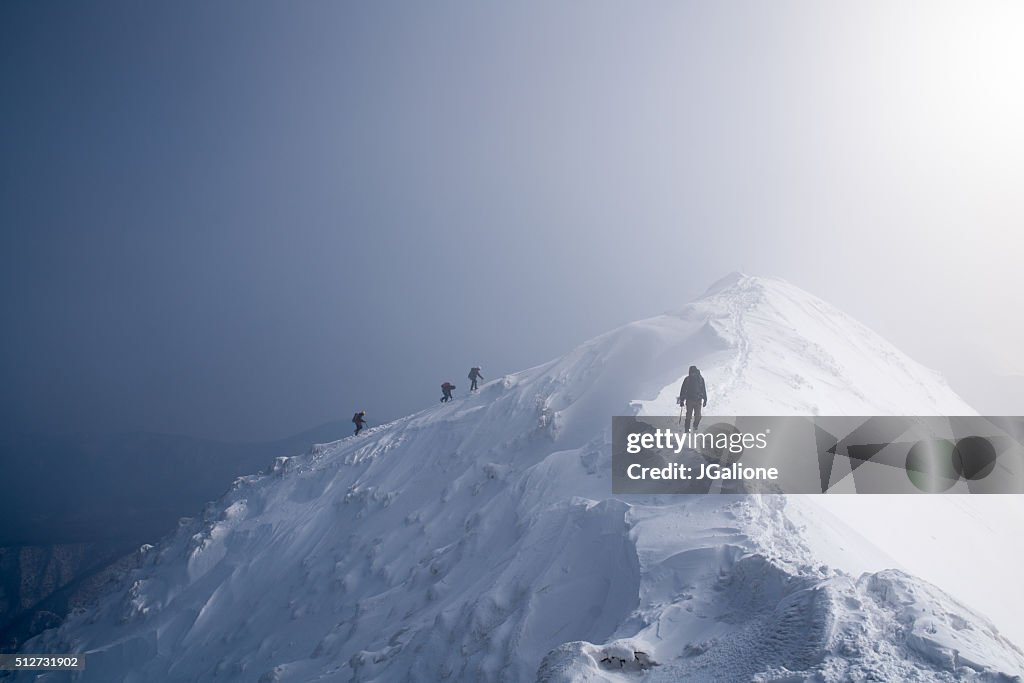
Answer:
[
  {"xmin": 15, "ymin": 275, "xmax": 1024, "ymax": 682},
  {"xmin": 540, "ymin": 499, "xmax": 1024, "ymax": 682}
]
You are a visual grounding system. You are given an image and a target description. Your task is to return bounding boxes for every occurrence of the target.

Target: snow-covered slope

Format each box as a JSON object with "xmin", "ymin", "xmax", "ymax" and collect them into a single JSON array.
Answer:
[
  {"xmin": 18, "ymin": 274, "xmax": 1024, "ymax": 682},
  {"xmin": 640, "ymin": 272, "xmax": 973, "ymax": 417}
]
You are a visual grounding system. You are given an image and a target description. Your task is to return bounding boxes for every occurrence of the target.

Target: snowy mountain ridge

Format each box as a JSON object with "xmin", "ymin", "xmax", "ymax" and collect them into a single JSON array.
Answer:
[{"xmin": 16, "ymin": 274, "xmax": 1024, "ymax": 682}]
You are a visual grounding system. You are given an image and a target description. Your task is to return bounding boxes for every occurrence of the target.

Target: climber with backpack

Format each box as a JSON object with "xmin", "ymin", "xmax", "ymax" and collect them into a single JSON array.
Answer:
[
  {"xmin": 677, "ymin": 366, "xmax": 708, "ymax": 432},
  {"xmin": 352, "ymin": 410, "xmax": 367, "ymax": 435},
  {"xmin": 440, "ymin": 382, "xmax": 456, "ymax": 403},
  {"xmin": 468, "ymin": 366, "xmax": 483, "ymax": 392}
]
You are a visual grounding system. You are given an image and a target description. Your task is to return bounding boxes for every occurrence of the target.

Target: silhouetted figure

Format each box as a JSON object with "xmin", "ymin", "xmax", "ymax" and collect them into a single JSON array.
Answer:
[
  {"xmin": 352, "ymin": 410, "xmax": 367, "ymax": 435},
  {"xmin": 440, "ymin": 382, "xmax": 456, "ymax": 402},
  {"xmin": 677, "ymin": 366, "xmax": 707, "ymax": 432},
  {"xmin": 468, "ymin": 366, "xmax": 483, "ymax": 392}
]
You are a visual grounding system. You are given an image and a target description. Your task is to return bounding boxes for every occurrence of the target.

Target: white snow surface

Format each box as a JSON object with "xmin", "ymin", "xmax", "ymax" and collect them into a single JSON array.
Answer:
[{"xmin": 18, "ymin": 274, "xmax": 1024, "ymax": 682}]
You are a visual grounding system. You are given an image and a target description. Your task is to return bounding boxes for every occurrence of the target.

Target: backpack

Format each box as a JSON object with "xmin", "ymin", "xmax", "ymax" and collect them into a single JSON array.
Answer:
[{"xmin": 352, "ymin": 412, "xmax": 361, "ymax": 423}]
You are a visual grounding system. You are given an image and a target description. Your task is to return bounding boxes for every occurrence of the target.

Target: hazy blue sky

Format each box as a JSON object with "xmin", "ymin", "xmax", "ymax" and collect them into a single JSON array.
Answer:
[{"xmin": 2, "ymin": 1, "xmax": 1022, "ymax": 441}]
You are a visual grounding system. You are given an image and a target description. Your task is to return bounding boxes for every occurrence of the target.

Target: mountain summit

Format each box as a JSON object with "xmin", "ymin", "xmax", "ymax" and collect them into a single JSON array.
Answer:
[
  {"xmin": 20, "ymin": 276, "xmax": 1022, "ymax": 682},
  {"xmin": 649, "ymin": 273, "xmax": 973, "ymax": 417}
]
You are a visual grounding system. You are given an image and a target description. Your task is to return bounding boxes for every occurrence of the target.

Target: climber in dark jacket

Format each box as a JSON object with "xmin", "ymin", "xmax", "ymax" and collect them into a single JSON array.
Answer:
[
  {"xmin": 468, "ymin": 367, "xmax": 483, "ymax": 392},
  {"xmin": 677, "ymin": 366, "xmax": 708, "ymax": 432},
  {"xmin": 352, "ymin": 410, "xmax": 367, "ymax": 436},
  {"xmin": 440, "ymin": 382, "xmax": 456, "ymax": 403}
]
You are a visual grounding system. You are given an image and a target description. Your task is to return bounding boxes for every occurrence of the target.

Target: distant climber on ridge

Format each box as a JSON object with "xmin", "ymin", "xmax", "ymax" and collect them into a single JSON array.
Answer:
[
  {"xmin": 352, "ymin": 410, "xmax": 367, "ymax": 435},
  {"xmin": 468, "ymin": 366, "xmax": 483, "ymax": 392},
  {"xmin": 678, "ymin": 366, "xmax": 707, "ymax": 432},
  {"xmin": 440, "ymin": 382, "xmax": 456, "ymax": 403}
]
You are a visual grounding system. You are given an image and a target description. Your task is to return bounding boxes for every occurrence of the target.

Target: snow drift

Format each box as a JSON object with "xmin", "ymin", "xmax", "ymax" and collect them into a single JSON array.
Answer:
[{"xmin": 15, "ymin": 274, "xmax": 1024, "ymax": 682}]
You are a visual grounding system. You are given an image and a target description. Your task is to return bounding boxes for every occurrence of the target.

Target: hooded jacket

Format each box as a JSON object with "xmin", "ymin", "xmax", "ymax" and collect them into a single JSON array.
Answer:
[{"xmin": 678, "ymin": 367, "xmax": 707, "ymax": 402}]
